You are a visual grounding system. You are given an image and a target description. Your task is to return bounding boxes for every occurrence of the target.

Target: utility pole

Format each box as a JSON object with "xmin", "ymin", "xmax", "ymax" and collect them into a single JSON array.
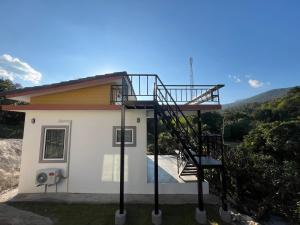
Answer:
[{"xmin": 189, "ymin": 57, "xmax": 194, "ymax": 99}]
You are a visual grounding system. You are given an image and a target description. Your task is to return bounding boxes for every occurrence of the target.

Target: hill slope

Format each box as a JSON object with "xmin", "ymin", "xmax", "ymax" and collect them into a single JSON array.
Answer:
[{"xmin": 223, "ymin": 87, "xmax": 292, "ymax": 109}]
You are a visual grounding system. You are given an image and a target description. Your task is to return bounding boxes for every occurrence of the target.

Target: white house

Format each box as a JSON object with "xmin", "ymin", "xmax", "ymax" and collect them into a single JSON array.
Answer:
[{"xmin": 2, "ymin": 72, "xmax": 231, "ymax": 224}]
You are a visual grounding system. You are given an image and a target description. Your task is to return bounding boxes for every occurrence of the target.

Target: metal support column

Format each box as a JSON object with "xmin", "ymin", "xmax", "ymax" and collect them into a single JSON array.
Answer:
[
  {"xmin": 119, "ymin": 79, "xmax": 126, "ymax": 214},
  {"xmin": 154, "ymin": 85, "xmax": 159, "ymax": 214},
  {"xmin": 197, "ymin": 110, "xmax": 204, "ymax": 211}
]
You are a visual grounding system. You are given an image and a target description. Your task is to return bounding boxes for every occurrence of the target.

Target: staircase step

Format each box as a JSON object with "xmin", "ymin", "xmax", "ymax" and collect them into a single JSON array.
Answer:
[
  {"xmin": 185, "ymin": 164, "xmax": 196, "ymax": 167},
  {"xmin": 180, "ymin": 172, "xmax": 197, "ymax": 176},
  {"xmin": 182, "ymin": 170, "xmax": 197, "ymax": 173},
  {"xmin": 184, "ymin": 165, "xmax": 197, "ymax": 168},
  {"xmin": 183, "ymin": 168, "xmax": 197, "ymax": 171}
]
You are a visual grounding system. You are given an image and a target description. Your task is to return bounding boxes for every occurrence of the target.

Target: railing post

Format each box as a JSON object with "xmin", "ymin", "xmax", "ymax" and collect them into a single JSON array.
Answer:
[
  {"xmin": 197, "ymin": 110, "xmax": 204, "ymax": 211},
  {"xmin": 206, "ymin": 136, "xmax": 210, "ymax": 156}
]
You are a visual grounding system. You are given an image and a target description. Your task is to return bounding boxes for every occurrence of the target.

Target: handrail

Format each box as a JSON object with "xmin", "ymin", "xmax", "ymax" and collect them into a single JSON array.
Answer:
[
  {"xmin": 156, "ymin": 92, "xmax": 194, "ymax": 143},
  {"xmin": 111, "ymin": 74, "xmax": 223, "ymax": 105},
  {"xmin": 154, "ymin": 76, "xmax": 202, "ymax": 167},
  {"xmin": 156, "ymin": 94, "xmax": 200, "ymax": 167},
  {"xmin": 157, "ymin": 84, "xmax": 223, "ymax": 104},
  {"xmin": 119, "ymin": 74, "xmax": 223, "ymax": 168},
  {"xmin": 156, "ymin": 76, "xmax": 199, "ymax": 142}
]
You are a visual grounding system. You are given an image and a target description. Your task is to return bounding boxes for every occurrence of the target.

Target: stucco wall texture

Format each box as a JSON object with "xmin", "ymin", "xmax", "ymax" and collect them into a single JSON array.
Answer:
[{"xmin": 19, "ymin": 110, "xmax": 208, "ymax": 195}]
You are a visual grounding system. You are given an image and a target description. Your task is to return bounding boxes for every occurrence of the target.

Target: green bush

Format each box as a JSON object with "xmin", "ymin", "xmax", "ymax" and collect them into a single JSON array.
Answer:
[
  {"xmin": 0, "ymin": 78, "xmax": 25, "ymax": 139},
  {"xmin": 221, "ymin": 121, "xmax": 300, "ymax": 222}
]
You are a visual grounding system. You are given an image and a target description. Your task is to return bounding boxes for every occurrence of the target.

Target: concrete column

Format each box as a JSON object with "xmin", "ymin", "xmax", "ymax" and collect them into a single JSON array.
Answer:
[
  {"xmin": 152, "ymin": 209, "xmax": 162, "ymax": 225},
  {"xmin": 115, "ymin": 210, "xmax": 127, "ymax": 225},
  {"xmin": 195, "ymin": 208, "xmax": 207, "ymax": 224}
]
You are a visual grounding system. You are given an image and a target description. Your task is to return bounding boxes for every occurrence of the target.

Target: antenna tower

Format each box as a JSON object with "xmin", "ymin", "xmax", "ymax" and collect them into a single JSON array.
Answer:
[{"xmin": 189, "ymin": 57, "xmax": 194, "ymax": 98}]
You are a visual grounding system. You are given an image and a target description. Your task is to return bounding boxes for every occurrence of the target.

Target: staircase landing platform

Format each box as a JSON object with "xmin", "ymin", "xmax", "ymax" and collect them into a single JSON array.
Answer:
[
  {"xmin": 198, "ymin": 156, "xmax": 222, "ymax": 167},
  {"xmin": 124, "ymin": 100, "xmax": 222, "ymax": 111}
]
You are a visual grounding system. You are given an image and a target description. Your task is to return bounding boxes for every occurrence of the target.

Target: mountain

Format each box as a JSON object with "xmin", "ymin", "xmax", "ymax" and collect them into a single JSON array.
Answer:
[{"xmin": 223, "ymin": 87, "xmax": 293, "ymax": 109}]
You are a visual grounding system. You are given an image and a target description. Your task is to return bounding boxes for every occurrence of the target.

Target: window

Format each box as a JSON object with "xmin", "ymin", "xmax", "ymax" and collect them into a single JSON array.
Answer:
[
  {"xmin": 39, "ymin": 126, "xmax": 69, "ymax": 163},
  {"xmin": 116, "ymin": 128, "xmax": 133, "ymax": 144},
  {"xmin": 113, "ymin": 126, "xmax": 136, "ymax": 147}
]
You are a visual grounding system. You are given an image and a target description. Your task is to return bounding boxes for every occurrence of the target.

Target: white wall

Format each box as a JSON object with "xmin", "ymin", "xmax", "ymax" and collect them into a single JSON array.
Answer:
[{"xmin": 19, "ymin": 110, "xmax": 208, "ymax": 195}]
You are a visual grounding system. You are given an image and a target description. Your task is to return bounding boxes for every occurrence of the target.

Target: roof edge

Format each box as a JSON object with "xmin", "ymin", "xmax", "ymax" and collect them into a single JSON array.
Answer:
[{"xmin": 1, "ymin": 71, "xmax": 127, "ymax": 98}]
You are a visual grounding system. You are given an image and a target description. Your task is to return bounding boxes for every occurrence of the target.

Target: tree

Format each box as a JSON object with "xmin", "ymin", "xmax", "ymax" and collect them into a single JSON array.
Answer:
[
  {"xmin": 222, "ymin": 121, "xmax": 300, "ymax": 222},
  {"xmin": 208, "ymin": 87, "xmax": 300, "ymax": 222},
  {"xmin": 0, "ymin": 78, "xmax": 25, "ymax": 138}
]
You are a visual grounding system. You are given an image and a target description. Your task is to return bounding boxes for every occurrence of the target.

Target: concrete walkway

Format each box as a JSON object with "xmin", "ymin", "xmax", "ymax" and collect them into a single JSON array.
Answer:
[
  {"xmin": 0, "ymin": 188, "xmax": 53, "ymax": 225},
  {"xmin": 0, "ymin": 204, "xmax": 53, "ymax": 225},
  {"xmin": 10, "ymin": 192, "xmax": 220, "ymax": 205}
]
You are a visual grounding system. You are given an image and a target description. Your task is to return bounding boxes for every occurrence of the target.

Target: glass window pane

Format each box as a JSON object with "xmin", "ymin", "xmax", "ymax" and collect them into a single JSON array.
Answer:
[
  {"xmin": 116, "ymin": 129, "xmax": 133, "ymax": 143},
  {"xmin": 116, "ymin": 130, "xmax": 121, "ymax": 143},
  {"xmin": 125, "ymin": 130, "xmax": 133, "ymax": 143},
  {"xmin": 44, "ymin": 129, "xmax": 65, "ymax": 159}
]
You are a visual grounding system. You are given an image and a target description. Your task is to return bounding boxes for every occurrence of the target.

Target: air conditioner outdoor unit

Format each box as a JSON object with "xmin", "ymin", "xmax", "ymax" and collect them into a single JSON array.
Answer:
[{"xmin": 36, "ymin": 168, "xmax": 63, "ymax": 186}]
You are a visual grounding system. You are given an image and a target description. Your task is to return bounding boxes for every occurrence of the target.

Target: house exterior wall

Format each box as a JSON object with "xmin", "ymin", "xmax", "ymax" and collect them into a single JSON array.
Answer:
[
  {"xmin": 19, "ymin": 109, "xmax": 208, "ymax": 195},
  {"xmin": 30, "ymin": 84, "xmax": 111, "ymax": 105}
]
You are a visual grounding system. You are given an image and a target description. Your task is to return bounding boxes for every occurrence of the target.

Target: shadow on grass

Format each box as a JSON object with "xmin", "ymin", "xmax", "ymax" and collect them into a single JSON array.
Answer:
[{"xmin": 9, "ymin": 202, "xmax": 229, "ymax": 225}]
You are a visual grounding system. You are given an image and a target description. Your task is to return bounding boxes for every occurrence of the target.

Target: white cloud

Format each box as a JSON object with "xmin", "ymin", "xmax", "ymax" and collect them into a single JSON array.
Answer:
[
  {"xmin": 228, "ymin": 74, "xmax": 242, "ymax": 83},
  {"xmin": 248, "ymin": 79, "xmax": 264, "ymax": 88},
  {"xmin": 233, "ymin": 76, "xmax": 241, "ymax": 83},
  {"xmin": 0, "ymin": 54, "xmax": 42, "ymax": 84}
]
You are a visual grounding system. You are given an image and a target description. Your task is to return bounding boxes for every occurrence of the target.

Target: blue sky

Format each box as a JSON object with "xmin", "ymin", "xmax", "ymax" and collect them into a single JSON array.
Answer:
[{"xmin": 0, "ymin": 0, "xmax": 299, "ymax": 103}]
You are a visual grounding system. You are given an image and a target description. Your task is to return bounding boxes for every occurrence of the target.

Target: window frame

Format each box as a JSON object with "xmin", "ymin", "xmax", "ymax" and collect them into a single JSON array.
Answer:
[
  {"xmin": 112, "ymin": 126, "xmax": 136, "ymax": 147},
  {"xmin": 39, "ymin": 125, "xmax": 69, "ymax": 163}
]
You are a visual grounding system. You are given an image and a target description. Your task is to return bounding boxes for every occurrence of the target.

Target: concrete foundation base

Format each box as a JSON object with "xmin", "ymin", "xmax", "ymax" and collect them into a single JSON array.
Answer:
[
  {"xmin": 195, "ymin": 208, "xmax": 207, "ymax": 224},
  {"xmin": 219, "ymin": 207, "xmax": 231, "ymax": 223},
  {"xmin": 151, "ymin": 210, "xmax": 162, "ymax": 225},
  {"xmin": 115, "ymin": 210, "xmax": 126, "ymax": 225}
]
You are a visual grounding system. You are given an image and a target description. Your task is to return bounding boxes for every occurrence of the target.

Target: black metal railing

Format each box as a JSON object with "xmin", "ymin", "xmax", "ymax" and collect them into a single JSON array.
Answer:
[
  {"xmin": 202, "ymin": 134, "xmax": 223, "ymax": 160},
  {"xmin": 111, "ymin": 74, "xmax": 223, "ymax": 105},
  {"xmin": 176, "ymin": 150, "xmax": 189, "ymax": 174},
  {"xmin": 155, "ymin": 81, "xmax": 200, "ymax": 164},
  {"xmin": 157, "ymin": 85, "xmax": 223, "ymax": 104},
  {"xmin": 111, "ymin": 74, "xmax": 156, "ymax": 103},
  {"xmin": 117, "ymin": 74, "xmax": 224, "ymax": 169}
]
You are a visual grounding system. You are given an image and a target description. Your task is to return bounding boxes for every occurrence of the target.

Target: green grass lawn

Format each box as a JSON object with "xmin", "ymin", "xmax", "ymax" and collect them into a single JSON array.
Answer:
[{"xmin": 9, "ymin": 202, "xmax": 230, "ymax": 225}]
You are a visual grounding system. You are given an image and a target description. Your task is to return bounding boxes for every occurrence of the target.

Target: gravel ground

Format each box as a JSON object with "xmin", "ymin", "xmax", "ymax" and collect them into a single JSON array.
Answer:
[
  {"xmin": 0, "ymin": 139, "xmax": 53, "ymax": 225},
  {"xmin": 0, "ymin": 139, "xmax": 22, "ymax": 193},
  {"xmin": 0, "ymin": 188, "xmax": 18, "ymax": 203}
]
